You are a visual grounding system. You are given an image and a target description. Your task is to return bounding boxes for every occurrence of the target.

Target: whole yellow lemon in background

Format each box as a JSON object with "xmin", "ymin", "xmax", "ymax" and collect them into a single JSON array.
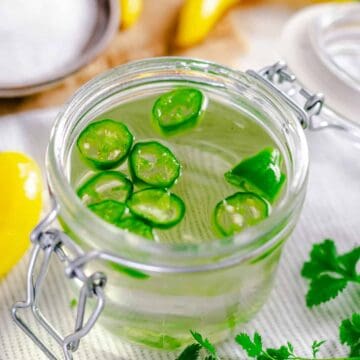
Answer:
[{"xmin": 0, "ymin": 152, "xmax": 43, "ymax": 278}]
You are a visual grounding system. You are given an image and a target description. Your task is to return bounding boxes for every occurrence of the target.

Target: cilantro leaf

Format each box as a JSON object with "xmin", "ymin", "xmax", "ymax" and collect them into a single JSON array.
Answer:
[
  {"xmin": 340, "ymin": 313, "xmax": 360, "ymax": 357},
  {"xmin": 306, "ymin": 275, "xmax": 348, "ymax": 307},
  {"xmin": 257, "ymin": 354, "xmax": 274, "ymax": 360},
  {"xmin": 311, "ymin": 340, "xmax": 326, "ymax": 358},
  {"xmin": 339, "ymin": 247, "xmax": 360, "ymax": 279},
  {"xmin": 301, "ymin": 239, "xmax": 360, "ymax": 307},
  {"xmin": 265, "ymin": 345, "xmax": 292, "ymax": 360},
  {"xmin": 176, "ymin": 343, "xmax": 202, "ymax": 360},
  {"xmin": 236, "ymin": 333, "xmax": 296, "ymax": 360},
  {"xmin": 190, "ymin": 331, "xmax": 217, "ymax": 359},
  {"xmin": 235, "ymin": 333, "xmax": 263, "ymax": 357},
  {"xmin": 301, "ymin": 240, "xmax": 339, "ymax": 279}
]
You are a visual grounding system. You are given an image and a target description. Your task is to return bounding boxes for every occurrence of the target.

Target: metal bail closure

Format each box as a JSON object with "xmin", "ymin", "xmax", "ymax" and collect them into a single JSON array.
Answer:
[
  {"xmin": 247, "ymin": 61, "xmax": 325, "ymax": 129},
  {"xmin": 12, "ymin": 197, "xmax": 107, "ymax": 360}
]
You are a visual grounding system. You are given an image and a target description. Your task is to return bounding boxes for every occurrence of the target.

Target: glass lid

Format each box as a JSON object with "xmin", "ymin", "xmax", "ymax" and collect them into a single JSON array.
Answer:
[
  {"xmin": 280, "ymin": 3, "xmax": 360, "ymax": 129},
  {"xmin": 310, "ymin": 4, "xmax": 360, "ymax": 92}
]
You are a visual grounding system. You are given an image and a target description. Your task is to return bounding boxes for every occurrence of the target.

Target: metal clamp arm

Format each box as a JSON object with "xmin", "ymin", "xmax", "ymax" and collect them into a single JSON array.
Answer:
[
  {"xmin": 12, "ymin": 199, "xmax": 107, "ymax": 360},
  {"xmin": 247, "ymin": 61, "xmax": 325, "ymax": 129},
  {"xmin": 250, "ymin": 61, "xmax": 360, "ymax": 143}
]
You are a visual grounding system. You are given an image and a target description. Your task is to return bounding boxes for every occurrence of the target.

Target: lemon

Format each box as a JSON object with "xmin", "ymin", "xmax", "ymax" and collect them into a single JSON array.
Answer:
[{"xmin": 0, "ymin": 152, "xmax": 43, "ymax": 277}]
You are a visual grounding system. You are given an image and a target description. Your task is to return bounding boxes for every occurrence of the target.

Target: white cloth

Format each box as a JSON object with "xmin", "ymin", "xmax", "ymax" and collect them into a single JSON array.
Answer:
[{"xmin": 0, "ymin": 5, "xmax": 359, "ymax": 359}]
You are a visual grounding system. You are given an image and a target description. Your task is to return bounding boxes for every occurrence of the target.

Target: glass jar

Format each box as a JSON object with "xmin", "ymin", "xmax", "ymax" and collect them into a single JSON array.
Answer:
[{"xmin": 44, "ymin": 58, "xmax": 308, "ymax": 351}]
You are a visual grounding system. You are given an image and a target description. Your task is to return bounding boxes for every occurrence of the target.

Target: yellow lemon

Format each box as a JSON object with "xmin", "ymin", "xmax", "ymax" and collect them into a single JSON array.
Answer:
[
  {"xmin": 119, "ymin": 0, "xmax": 143, "ymax": 29},
  {"xmin": 0, "ymin": 152, "xmax": 43, "ymax": 277}
]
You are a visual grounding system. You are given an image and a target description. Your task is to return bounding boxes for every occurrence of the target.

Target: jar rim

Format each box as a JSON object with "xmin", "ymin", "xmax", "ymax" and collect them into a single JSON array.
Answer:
[{"xmin": 46, "ymin": 57, "xmax": 309, "ymax": 269}]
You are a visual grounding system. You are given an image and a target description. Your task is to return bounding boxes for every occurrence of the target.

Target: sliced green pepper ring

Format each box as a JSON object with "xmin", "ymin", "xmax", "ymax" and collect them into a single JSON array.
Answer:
[
  {"xmin": 127, "ymin": 188, "xmax": 185, "ymax": 228},
  {"xmin": 152, "ymin": 88, "xmax": 204, "ymax": 136},
  {"xmin": 77, "ymin": 171, "xmax": 133, "ymax": 206},
  {"xmin": 129, "ymin": 141, "xmax": 180, "ymax": 188},
  {"xmin": 77, "ymin": 119, "xmax": 133, "ymax": 169},
  {"xmin": 224, "ymin": 147, "xmax": 286, "ymax": 202},
  {"xmin": 213, "ymin": 192, "xmax": 270, "ymax": 237},
  {"xmin": 88, "ymin": 200, "xmax": 126, "ymax": 225}
]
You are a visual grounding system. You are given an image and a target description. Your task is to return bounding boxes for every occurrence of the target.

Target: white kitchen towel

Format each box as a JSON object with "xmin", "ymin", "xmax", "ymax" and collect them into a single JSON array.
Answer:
[{"xmin": 0, "ymin": 100, "xmax": 359, "ymax": 360}]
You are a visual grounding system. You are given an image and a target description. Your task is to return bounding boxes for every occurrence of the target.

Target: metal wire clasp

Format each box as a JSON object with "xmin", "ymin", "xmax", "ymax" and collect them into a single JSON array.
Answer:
[
  {"xmin": 247, "ymin": 61, "xmax": 325, "ymax": 129},
  {"xmin": 12, "ymin": 198, "xmax": 107, "ymax": 360}
]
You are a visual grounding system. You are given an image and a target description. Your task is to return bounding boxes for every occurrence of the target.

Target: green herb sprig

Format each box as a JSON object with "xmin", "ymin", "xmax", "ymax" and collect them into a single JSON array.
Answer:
[
  {"xmin": 301, "ymin": 239, "xmax": 360, "ymax": 307},
  {"xmin": 177, "ymin": 239, "xmax": 359, "ymax": 360},
  {"xmin": 189, "ymin": 331, "xmax": 218, "ymax": 360},
  {"xmin": 177, "ymin": 314, "xmax": 360, "ymax": 360},
  {"xmin": 339, "ymin": 313, "xmax": 360, "ymax": 358},
  {"xmin": 235, "ymin": 332, "xmax": 328, "ymax": 360}
]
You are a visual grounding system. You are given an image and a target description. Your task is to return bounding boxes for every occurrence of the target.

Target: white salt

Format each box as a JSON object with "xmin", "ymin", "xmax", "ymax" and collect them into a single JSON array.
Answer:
[{"xmin": 0, "ymin": 0, "xmax": 97, "ymax": 86}]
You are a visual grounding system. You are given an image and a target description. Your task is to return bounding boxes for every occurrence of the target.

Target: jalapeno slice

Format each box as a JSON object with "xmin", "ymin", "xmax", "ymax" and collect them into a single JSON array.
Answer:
[
  {"xmin": 152, "ymin": 88, "xmax": 204, "ymax": 135},
  {"xmin": 77, "ymin": 171, "xmax": 133, "ymax": 206},
  {"xmin": 77, "ymin": 119, "xmax": 133, "ymax": 169},
  {"xmin": 127, "ymin": 188, "xmax": 185, "ymax": 228},
  {"xmin": 213, "ymin": 192, "xmax": 270, "ymax": 237},
  {"xmin": 116, "ymin": 216, "xmax": 154, "ymax": 240},
  {"xmin": 129, "ymin": 141, "xmax": 180, "ymax": 188},
  {"xmin": 88, "ymin": 200, "xmax": 126, "ymax": 225},
  {"xmin": 224, "ymin": 147, "xmax": 286, "ymax": 202}
]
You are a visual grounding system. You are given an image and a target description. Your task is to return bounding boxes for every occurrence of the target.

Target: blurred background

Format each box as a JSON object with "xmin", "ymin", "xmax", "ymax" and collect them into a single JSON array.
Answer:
[{"xmin": 0, "ymin": 0, "xmax": 352, "ymax": 115}]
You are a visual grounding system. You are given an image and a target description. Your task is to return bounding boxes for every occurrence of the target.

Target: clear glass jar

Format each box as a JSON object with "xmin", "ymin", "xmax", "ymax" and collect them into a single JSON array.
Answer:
[{"xmin": 46, "ymin": 58, "xmax": 308, "ymax": 350}]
